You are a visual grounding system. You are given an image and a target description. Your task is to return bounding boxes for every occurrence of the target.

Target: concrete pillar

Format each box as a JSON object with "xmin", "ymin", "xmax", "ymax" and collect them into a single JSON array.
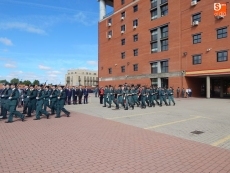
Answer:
[
  {"xmin": 157, "ymin": 28, "xmax": 161, "ymax": 52},
  {"xmin": 99, "ymin": 0, "xmax": 106, "ymax": 20},
  {"xmin": 206, "ymin": 76, "xmax": 210, "ymax": 98},
  {"xmin": 220, "ymin": 78, "xmax": 224, "ymax": 98},
  {"xmin": 157, "ymin": 78, "xmax": 161, "ymax": 88},
  {"xmin": 157, "ymin": 61, "xmax": 161, "ymax": 73}
]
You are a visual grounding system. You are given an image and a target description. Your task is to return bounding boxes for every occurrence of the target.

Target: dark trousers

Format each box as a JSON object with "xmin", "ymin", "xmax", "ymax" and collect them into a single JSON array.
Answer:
[
  {"xmin": 56, "ymin": 104, "xmax": 69, "ymax": 117},
  {"xmin": 8, "ymin": 105, "xmax": 24, "ymax": 122},
  {"xmin": 49, "ymin": 101, "xmax": 57, "ymax": 114},
  {"xmin": 84, "ymin": 95, "xmax": 88, "ymax": 104},
  {"xmin": 23, "ymin": 101, "xmax": 28, "ymax": 114},
  {"xmin": 27, "ymin": 102, "xmax": 34, "ymax": 116},
  {"xmin": 43, "ymin": 100, "xmax": 49, "ymax": 111},
  {"xmin": 73, "ymin": 96, "xmax": 77, "ymax": 104},
  {"xmin": 36, "ymin": 102, "xmax": 49, "ymax": 119},
  {"xmin": 78, "ymin": 96, "xmax": 82, "ymax": 104},
  {"xmin": 67, "ymin": 96, "xmax": 71, "ymax": 105},
  {"xmin": 99, "ymin": 95, "xmax": 103, "ymax": 104},
  {"xmin": 1, "ymin": 103, "xmax": 7, "ymax": 118}
]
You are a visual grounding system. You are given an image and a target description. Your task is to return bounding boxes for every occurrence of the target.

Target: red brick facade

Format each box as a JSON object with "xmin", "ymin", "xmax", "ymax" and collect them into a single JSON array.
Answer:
[{"xmin": 98, "ymin": 0, "xmax": 230, "ymax": 97}]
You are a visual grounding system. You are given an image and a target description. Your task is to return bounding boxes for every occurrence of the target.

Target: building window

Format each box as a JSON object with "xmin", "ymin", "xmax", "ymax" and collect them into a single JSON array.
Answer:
[
  {"xmin": 192, "ymin": 13, "xmax": 201, "ymax": 22},
  {"xmin": 161, "ymin": 4, "xmax": 168, "ymax": 16},
  {"xmin": 133, "ymin": 64, "xmax": 138, "ymax": 71},
  {"xmin": 193, "ymin": 55, "xmax": 202, "ymax": 64},
  {"xmin": 217, "ymin": 27, "xmax": 227, "ymax": 39},
  {"xmin": 121, "ymin": 0, "xmax": 125, "ymax": 5},
  {"xmin": 161, "ymin": 25, "xmax": 168, "ymax": 38},
  {"xmin": 151, "ymin": 9, "xmax": 158, "ymax": 20},
  {"xmin": 217, "ymin": 51, "xmax": 228, "ymax": 62},
  {"xmin": 133, "ymin": 34, "xmax": 138, "ymax": 42},
  {"xmin": 133, "ymin": 49, "xmax": 138, "ymax": 56},
  {"xmin": 151, "ymin": 0, "xmax": 157, "ymax": 8},
  {"xmin": 133, "ymin": 5, "xmax": 138, "ymax": 12},
  {"xmin": 121, "ymin": 66, "xmax": 125, "ymax": 73},
  {"xmin": 151, "ymin": 42, "xmax": 158, "ymax": 53},
  {"xmin": 108, "ymin": 18, "xmax": 112, "ymax": 24},
  {"xmin": 161, "ymin": 61, "xmax": 168, "ymax": 73},
  {"xmin": 151, "ymin": 62, "xmax": 158, "ymax": 73},
  {"xmin": 161, "ymin": 0, "xmax": 168, "ymax": 4},
  {"xmin": 121, "ymin": 25, "xmax": 126, "ymax": 31},
  {"xmin": 121, "ymin": 38, "xmax": 125, "ymax": 45},
  {"xmin": 108, "ymin": 30, "xmax": 112, "ymax": 37},
  {"xmin": 151, "ymin": 29, "xmax": 158, "ymax": 41},
  {"xmin": 161, "ymin": 40, "xmax": 168, "ymax": 51},
  {"xmin": 121, "ymin": 11, "xmax": 126, "ymax": 18},
  {"xmin": 193, "ymin": 33, "xmax": 201, "ymax": 44},
  {"xmin": 133, "ymin": 19, "xmax": 138, "ymax": 26},
  {"xmin": 151, "ymin": 78, "xmax": 158, "ymax": 86},
  {"xmin": 121, "ymin": 52, "xmax": 126, "ymax": 59},
  {"xmin": 108, "ymin": 68, "xmax": 112, "ymax": 74}
]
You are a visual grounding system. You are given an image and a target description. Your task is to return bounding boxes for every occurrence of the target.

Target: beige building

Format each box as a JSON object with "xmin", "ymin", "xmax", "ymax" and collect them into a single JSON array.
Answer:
[{"xmin": 65, "ymin": 69, "xmax": 98, "ymax": 86}]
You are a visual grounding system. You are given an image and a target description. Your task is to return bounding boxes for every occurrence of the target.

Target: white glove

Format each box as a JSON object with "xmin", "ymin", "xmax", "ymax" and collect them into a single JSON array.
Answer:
[
  {"xmin": 50, "ymin": 95, "xmax": 52, "ymax": 97},
  {"xmin": 1, "ymin": 95, "xmax": 4, "ymax": 97},
  {"xmin": 58, "ymin": 97, "xmax": 60, "ymax": 99},
  {"xmin": 27, "ymin": 96, "xmax": 30, "ymax": 98},
  {"xmin": 36, "ymin": 97, "xmax": 39, "ymax": 99},
  {"xmin": 9, "ymin": 97, "xmax": 12, "ymax": 99}
]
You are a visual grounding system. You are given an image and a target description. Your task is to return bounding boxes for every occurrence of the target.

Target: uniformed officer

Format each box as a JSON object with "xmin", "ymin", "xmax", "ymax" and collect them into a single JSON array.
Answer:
[
  {"xmin": 131, "ymin": 85, "xmax": 139, "ymax": 107},
  {"xmin": 43, "ymin": 86, "xmax": 50, "ymax": 111},
  {"xmin": 159, "ymin": 87, "xmax": 168, "ymax": 106},
  {"xmin": 168, "ymin": 87, "xmax": 176, "ymax": 106},
  {"xmin": 140, "ymin": 86, "xmax": 147, "ymax": 109},
  {"xmin": 34, "ymin": 85, "xmax": 50, "ymax": 120},
  {"xmin": 49, "ymin": 85, "xmax": 58, "ymax": 115},
  {"xmin": 103, "ymin": 85, "xmax": 109, "ymax": 107},
  {"xmin": 56, "ymin": 86, "xmax": 70, "ymax": 118},
  {"xmin": 22, "ymin": 85, "xmax": 29, "ymax": 114},
  {"xmin": 1, "ymin": 83, "xmax": 11, "ymax": 119},
  {"xmin": 5, "ymin": 83, "xmax": 25, "ymax": 123},
  {"xmin": 0, "ymin": 84, "xmax": 7, "ymax": 118},
  {"xmin": 152, "ymin": 86, "xmax": 159, "ymax": 106},
  {"xmin": 26, "ymin": 85, "xmax": 37, "ymax": 117}
]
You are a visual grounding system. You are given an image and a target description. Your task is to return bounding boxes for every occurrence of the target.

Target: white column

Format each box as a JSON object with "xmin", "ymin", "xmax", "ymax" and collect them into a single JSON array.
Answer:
[
  {"xmin": 157, "ymin": 61, "xmax": 161, "ymax": 73},
  {"xmin": 206, "ymin": 76, "xmax": 210, "ymax": 98},
  {"xmin": 99, "ymin": 0, "xmax": 106, "ymax": 20},
  {"xmin": 157, "ymin": 78, "xmax": 161, "ymax": 88}
]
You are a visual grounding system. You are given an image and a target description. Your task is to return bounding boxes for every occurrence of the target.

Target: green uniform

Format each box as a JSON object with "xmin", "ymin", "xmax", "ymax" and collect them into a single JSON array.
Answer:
[
  {"xmin": 0, "ymin": 88, "xmax": 9, "ymax": 118},
  {"xmin": 141, "ymin": 88, "xmax": 146, "ymax": 108},
  {"xmin": 56, "ymin": 90, "xmax": 70, "ymax": 118},
  {"xmin": 43, "ymin": 89, "xmax": 50, "ymax": 111},
  {"xmin": 35, "ymin": 89, "xmax": 50, "ymax": 119},
  {"xmin": 27, "ymin": 89, "xmax": 37, "ymax": 116},
  {"xmin": 6, "ymin": 89, "xmax": 24, "ymax": 122},
  {"xmin": 103, "ymin": 88, "xmax": 109, "ymax": 107},
  {"xmin": 131, "ymin": 88, "xmax": 139, "ymax": 106},
  {"xmin": 22, "ymin": 88, "xmax": 29, "ymax": 114},
  {"xmin": 167, "ymin": 89, "xmax": 175, "ymax": 106},
  {"xmin": 49, "ymin": 89, "xmax": 58, "ymax": 114},
  {"xmin": 159, "ymin": 89, "xmax": 168, "ymax": 106}
]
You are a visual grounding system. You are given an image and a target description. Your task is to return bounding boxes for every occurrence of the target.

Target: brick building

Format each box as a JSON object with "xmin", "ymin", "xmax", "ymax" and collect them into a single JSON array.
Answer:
[{"xmin": 98, "ymin": 0, "xmax": 230, "ymax": 98}]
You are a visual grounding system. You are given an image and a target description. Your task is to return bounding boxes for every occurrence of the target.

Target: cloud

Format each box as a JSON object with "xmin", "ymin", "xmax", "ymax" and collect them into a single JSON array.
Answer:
[
  {"xmin": 87, "ymin": 61, "xmax": 98, "ymax": 66},
  {"xmin": 0, "ymin": 22, "xmax": 46, "ymax": 35},
  {"xmin": 74, "ymin": 12, "xmax": 97, "ymax": 26},
  {"xmin": 0, "ymin": 37, "xmax": 13, "ymax": 46},
  {"xmin": 38, "ymin": 65, "xmax": 51, "ymax": 70},
  {"xmin": 4, "ymin": 63, "xmax": 16, "ymax": 68}
]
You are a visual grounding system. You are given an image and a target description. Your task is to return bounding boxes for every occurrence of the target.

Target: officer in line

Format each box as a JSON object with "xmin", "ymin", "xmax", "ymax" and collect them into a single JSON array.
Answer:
[
  {"xmin": 34, "ymin": 84, "xmax": 50, "ymax": 120},
  {"xmin": 27, "ymin": 85, "xmax": 37, "ymax": 117},
  {"xmin": 49, "ymin": 85, "xmax": 58, "ymax": 115},
  {"xmin": 22, "ymin": 85, "xmax": 29, "ymax": 114},
  {"xmin": 5, "ymin": 83, "xmax": 25, "ymax": 123},
  {"xmin": 1, "ymin": 83, "xmax": 11, "ymax": 119},
  {"xmin": 168, "ymin": 87, "xmax": 176, "ymax": 106},
  {"xmin": 56, "ymin": 85, "xmax": 70, "ymax": 118}
]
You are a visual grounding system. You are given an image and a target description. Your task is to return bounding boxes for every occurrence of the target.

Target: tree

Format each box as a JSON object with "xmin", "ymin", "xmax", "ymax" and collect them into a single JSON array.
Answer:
[
  {"xmin": 0, "ymin": 79, "xmax": 9, "ymax": 84},
  {"xmin": 10, "ymin": 78, "xmax": 20, "ymax": 84},
  {"xmin": 33, "ymin": 80, "xmax": 40, "ymax": 85},
  {"xmin": 22, "ymin": 80, "xmax": 31, "ymax": 86}
]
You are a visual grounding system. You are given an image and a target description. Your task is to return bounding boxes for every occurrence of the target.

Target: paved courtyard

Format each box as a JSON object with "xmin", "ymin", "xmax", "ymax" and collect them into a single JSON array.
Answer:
[{"xmin": 0, "ymin": 94, "xmax": 230, "ymax": 173}]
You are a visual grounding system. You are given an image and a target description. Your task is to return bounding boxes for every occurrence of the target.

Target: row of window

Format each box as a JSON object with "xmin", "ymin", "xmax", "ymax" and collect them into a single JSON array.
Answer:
[
  {"xmin": 193, "ymin": 27, "xmax": 228, "ymax": 44},
  {"xmin": 108, "ymin": 64, "xmax": 139, "ymax": 74},
  {"xmin": 150, "ymin": 0, "xmax": 168, "ymax": 20},
  {"xmin": 68, "ymin": 72, "xmax": 97, "ymax": 75},
  {"xmin": 193, "ymin": 51, "xmax": 228, "ymax": 65}
]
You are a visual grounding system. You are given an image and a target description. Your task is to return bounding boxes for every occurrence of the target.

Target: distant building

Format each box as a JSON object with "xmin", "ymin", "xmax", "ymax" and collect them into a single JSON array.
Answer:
[{"xmin": 65, "ymin": 69, "xmax": 98, "ymax": 86}]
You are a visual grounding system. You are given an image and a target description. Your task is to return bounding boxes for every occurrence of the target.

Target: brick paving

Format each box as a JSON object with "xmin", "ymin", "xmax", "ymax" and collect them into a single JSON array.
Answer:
[{"xmin": 1, "ymin": 110, "xmax": 230, "ymax": 173}]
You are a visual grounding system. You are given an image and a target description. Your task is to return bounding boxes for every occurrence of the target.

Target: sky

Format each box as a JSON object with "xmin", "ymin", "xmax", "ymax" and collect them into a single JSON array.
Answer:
[{"xmin": 0, "ymin": 0, "xmax": 102, "ymax": 84}]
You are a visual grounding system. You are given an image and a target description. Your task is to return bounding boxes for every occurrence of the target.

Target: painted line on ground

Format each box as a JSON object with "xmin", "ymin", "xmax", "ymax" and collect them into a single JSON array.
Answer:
[
  {"xmin": 144, "ymin": 116, "xmax": 205, "ymax": 129},
  {"xmin": 106, "ymin": 111, "xmax": 167, "ymax": 120},
  {"xmin": 212, "ymin": 135, "xmax": 230, "ymax": 147}
]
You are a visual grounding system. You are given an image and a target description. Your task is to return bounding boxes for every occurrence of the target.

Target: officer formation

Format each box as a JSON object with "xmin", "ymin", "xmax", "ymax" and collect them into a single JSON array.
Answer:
[
  {"xmin": 0, "ymin": 83, "xmax": 70, "ymax": 123},
  {"xmin": 99, "ymin": 84, "xmax": 176, "ymax": 110}
]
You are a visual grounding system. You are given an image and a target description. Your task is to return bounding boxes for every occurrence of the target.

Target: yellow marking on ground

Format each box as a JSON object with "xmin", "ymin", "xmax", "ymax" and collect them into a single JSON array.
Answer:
[
  {"xmin": 107, "ymin": 111, "xmax": 167, "ymax": 120},
  {"xmin": 211, "ymin": 135, "xmax": 230, "ymax": 146},
  {"xmin": 144, "ymin": 116, "xmax": 204, "ymax": 129}
]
